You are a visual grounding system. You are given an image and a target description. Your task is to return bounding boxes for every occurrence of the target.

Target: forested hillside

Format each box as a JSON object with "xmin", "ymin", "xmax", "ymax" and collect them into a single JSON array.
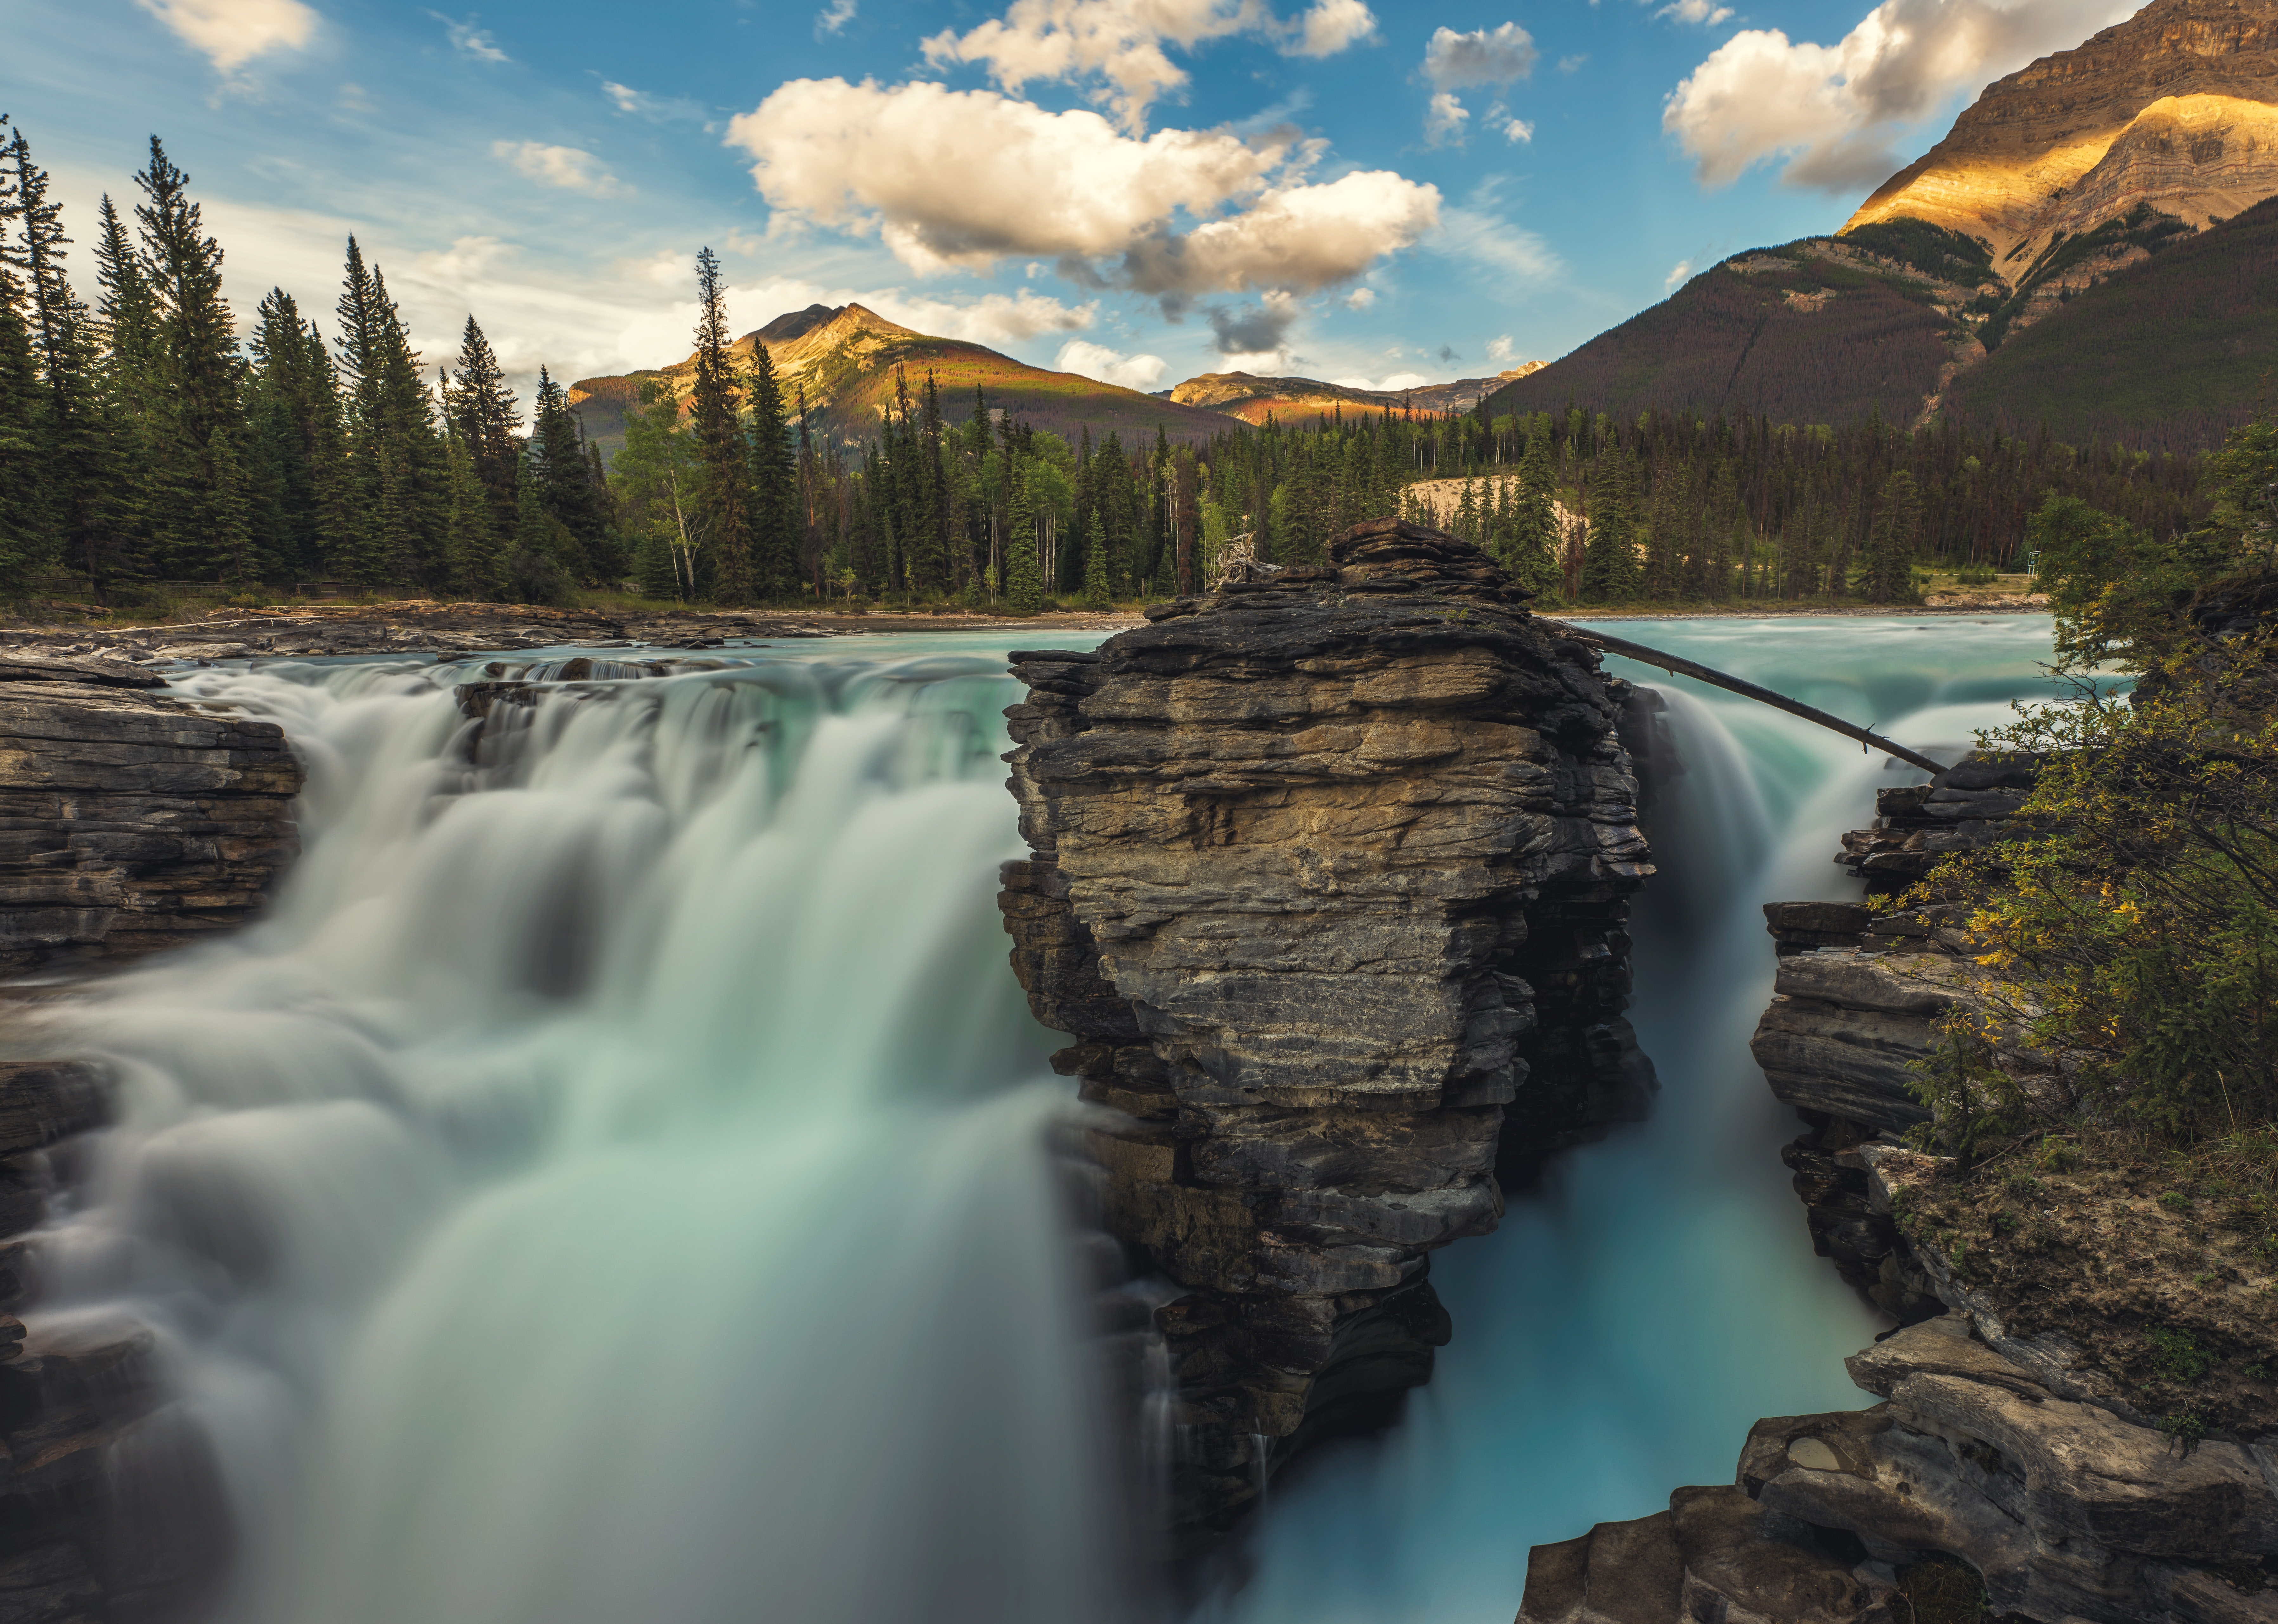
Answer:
[
  {"xmin": 1479, "ymin": 246, "xmax": 1967, "ymax": 429},
  {"xmin": 1942, "ymin": 193, "xmax": 2278, "ymax": 451}
]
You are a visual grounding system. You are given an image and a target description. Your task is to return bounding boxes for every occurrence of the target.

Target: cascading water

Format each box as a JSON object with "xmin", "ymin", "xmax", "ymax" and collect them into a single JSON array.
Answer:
[
  {"xmin": 1202, "ymin": 614, "xmax": 2076, "ymax": 1624},
  {"xmin": 11, "ymin": 615, "xmax": 2074, "ymax": 1624},
  {"xmin": 14, "ymin": 644, "xmax": 1129, "ymax": 1624}
]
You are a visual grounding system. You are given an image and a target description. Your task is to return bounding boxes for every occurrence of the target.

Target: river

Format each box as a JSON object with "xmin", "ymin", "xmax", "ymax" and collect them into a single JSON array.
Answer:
[{"xmin": 11, "ymin": 614, "xmax": 2069, "ymax": 1623}]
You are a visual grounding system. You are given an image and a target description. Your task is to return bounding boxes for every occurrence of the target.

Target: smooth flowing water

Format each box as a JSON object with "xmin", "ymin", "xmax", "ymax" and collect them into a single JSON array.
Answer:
[
  {"xmin": 17, "ymin": 643, "xmax": 1125, "ymax": 1624},
  {"xmin": 11, "ymin": 616, "xmax": 2068, "ymax": 1624},
  {"xmin": 1205, "ymin": 613, "xmax": 2075, "ymax": 1623}
]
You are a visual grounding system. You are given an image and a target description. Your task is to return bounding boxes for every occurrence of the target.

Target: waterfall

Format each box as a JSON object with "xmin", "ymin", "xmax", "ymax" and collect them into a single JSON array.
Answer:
[
  {"xmin": 1201, "ymin": 614, "xmax": 2072, "ymax": 1623},
  {"xmin": 17, "ymin": 649, "xmax": 1126, "ymax": 1624},
  {"xmin": 12, "ymin": 617, "xmax": 2070, "ymax": 1624}
]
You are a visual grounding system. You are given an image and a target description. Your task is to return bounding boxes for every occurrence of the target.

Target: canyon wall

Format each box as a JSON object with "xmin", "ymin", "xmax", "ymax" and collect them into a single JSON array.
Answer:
[
  {"xmin": 997, "ymin": 520, "xmax": 1654, "ymax": 1543},
  {"xmin": 1521, "ymin": 752, "xmax": 2278, "ymax": 1624}
]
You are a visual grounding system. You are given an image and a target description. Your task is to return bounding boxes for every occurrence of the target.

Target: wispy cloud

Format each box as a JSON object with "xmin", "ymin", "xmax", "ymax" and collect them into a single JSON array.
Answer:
[
  {"xmin": 599, "ymin": 80, "xmax": 708, "ymax": 122},
  {"xmin": 815, "ymin": 0, "xmax": 856, "ymax": 36},
  {"xmin": 1665, "ymin": 259, "xmax": 1694, "ymax": 290},
  {"xmin": 432, "ymin": 11, "xmax": 509, "ymax": 62},
  {"xmin": 1433, "ymin": 205, "xmax": 1559, "ymax": 280}
]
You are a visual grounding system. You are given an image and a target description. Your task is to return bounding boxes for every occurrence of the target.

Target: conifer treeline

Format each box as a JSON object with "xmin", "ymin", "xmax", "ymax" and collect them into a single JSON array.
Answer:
[
  {"xmin": 0, "ymin": 125, "xmax": 617, "ymax": 601},
  {"xmin": 0, "ymin": 123, "xmax": 2220, "ymax": 611}
]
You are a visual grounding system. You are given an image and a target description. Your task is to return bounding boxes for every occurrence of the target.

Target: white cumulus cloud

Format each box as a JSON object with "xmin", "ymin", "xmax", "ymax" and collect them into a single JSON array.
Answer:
[
  {"xmin": 1425, "ymin": 92, "xmax": 1470, "ymax": 145},
  {"xmin": 886, "ymin": 290, "xmax": 1098, "ymax": 344},
  {"xmin": 1503, "ymin": 117, "xmax": 1534, "ymax": 142},
  {"xmin": 1292, "ymin": 0, "xmax": 1377, "ymax": 56},
  {"xmin": 135, "ymin": 0, "xmax": 316, "ymax": 73},
  {"xmin": 922, "ymin": 0, "xmax": 1377, "ymax": 133},
  {"xmin": 1663, "ymin": 0, "xmax": 2136, "ymax": 191},
  {"xmin": 728, "ymin": 78, "xmax": 1438, "ymax": 295},
  {"xmin": 1056, "ymin": 338, "xmax": 1168, "ymax": 389},
  {"xmin": 816, "ymin": 0, "xmax": 857, "ymax": 35},
  {"xmin": 1665, "ymin": 259, "xmax": 1694, "ymax": 290},
  {"xmin": 1332, "ymin": 371, "xmax": 1431, "ymax": 390},
  {"xmin": 1658, "ymin": 0, "xmax": 1735, "ymax": 25},
  {"xmin": 494, "ymin": 141, "xmax": 629, "ymax": 198},
  {"xmin": 1345, "ymin": 285, "xmax": 1376, "ymax": 309}
]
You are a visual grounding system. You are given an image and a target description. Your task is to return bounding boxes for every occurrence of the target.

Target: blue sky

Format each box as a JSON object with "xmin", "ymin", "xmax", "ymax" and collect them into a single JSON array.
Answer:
[{"xmin": 7, "ymin": 0, "xmax": 2133, "ymax": 396}]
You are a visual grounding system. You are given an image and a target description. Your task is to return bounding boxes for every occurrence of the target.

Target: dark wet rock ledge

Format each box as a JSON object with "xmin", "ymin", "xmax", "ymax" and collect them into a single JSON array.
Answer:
[{"xmin": 995, "ymin": 520, "xmax": 1657, "ymax": 1546}]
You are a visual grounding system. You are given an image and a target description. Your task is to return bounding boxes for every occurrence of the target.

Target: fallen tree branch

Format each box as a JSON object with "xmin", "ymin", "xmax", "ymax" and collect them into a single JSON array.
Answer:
[{"xmin": 1542, "ymin": 619, "xmax": 1951, "ymax": 776}]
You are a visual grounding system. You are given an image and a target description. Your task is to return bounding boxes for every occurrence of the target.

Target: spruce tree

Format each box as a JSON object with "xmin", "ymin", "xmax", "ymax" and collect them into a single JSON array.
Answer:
[
  {"xmin": 745, "ymin": 337, "xmax": 794, "ymax": 596},
  {"xmin": 5, "ymin": 125, "xmax": 106, "ymax": 584},
  {"xmin": 443, "ymin": 435, "xmax": 508, "ymax": 600},
  {"xmin": 88, "ymin": 195, "xmax": 157, "ymax": 586},
  {"xmin": 133, "ymin": 137, "xmax": 247, "ymax": 580},
  {"xmin": 1081, "ymin": 508, "xmax": 1111, "ymax": 610},
  {"xmin": 206, "ymin": 426, "xmax": 255, "ymax": 583},
  {"xmin": 634, "ymin": 524, "xmax": 680, "ymax": 601},
  {"xmin": 445, "ymin": 314, "xmax": 520, "ymax": 530},
  {"xmin": 335, "ymin": 239, "xmax": 445, "ymax": 583},
  {"xmin": 688, "ymin": 247, "xmax": 752, "ymax": 601},
  {"xmin": 1502, "ymin": 431, "xmax": 1561, "ymax": 597},
  {"xmin": 1006, "ymin": 468, "xmax": 1044, "ymax": 613},
  {"xmin": 0, "ymin": 223, "xmax": 38, "ymax": 591},
  {"xmin": 1865, "ymin": 469, "xmax": 1922, "ymax": 603},
  {"xmin": 1582, "ymin": 449, "xmax": 1644, "ymax": 601},
  {"xmin": 530, "ymin": 367, "xmax": 602, "ymax": 581},
  {"xmin": 507, "ymin": 448, "xmax": 572, "ymax": 606}
]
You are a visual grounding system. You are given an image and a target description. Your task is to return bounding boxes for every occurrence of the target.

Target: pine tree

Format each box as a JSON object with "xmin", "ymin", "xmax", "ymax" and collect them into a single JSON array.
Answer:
[
  {"xmin": 0, "ymin": 199, "xmax": 38, "ymax": 590},
  {"xmin": 746, "ymin": 337, "xmax": 795, "ymax": 596},
  {"xmin": 530, "ymin": 367, "xmax": 601, "ymax": 582},
  {"xmin": 688, "ymin": 248, "xmax": 752, "ymax": 602},
  {"xmin": 205, "ymin": 426, "xmax": 255, "ymax": 583},
  {"xmin": 1081, "ymin": 508, "xmax": 1111, "ymax": 609},
  {"xmin": 440, "ymin": 435, "xmax": 504, "ymax": 599},
  {"xmin": 1865, "ymin": 468, "xmax": 1922, "ymax": 603},
  {"xmin": 335, "ymin": 238, "xmax": 445, "ymax": 583},
  {"xmin": 444, "ymin": 315, "xmax": 519, "ymax": 531},
  {"xmin": 1582, "ymin": 448, "xmax": 1645, "ymax": 601},
  {"xmin": 133, "ymin": 137, "xmax": 247, "ymax": 579},
  {"xmin": 507, "ymin": 448, "xmax": 572, "ymax": 606},
  {"xmin": 88, "ymin": 195, "xmax": 156, "ymax": 586},
  {"xmin": 634, "ymin": 524, "xmax": 680, "ymax": 600},
  {"xmin": 1006, "ymin": 467, "xmax": 1044, "ymax": 613},
  {"xmin": 5, "ymin": 124, "xmax": 106, "ymax": 585}
]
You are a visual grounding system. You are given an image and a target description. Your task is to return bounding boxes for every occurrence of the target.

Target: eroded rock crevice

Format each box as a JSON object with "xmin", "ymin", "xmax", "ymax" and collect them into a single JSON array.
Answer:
[{"xmin": 996, "ymin": 521, "xmax": 1654, "ymax": 1542}]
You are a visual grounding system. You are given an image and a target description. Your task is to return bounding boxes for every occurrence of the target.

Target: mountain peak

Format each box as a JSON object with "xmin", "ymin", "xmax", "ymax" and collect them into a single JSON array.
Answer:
[{"xmin": 1843, "ymin": 0, "xmax": 2278, "ymax": 275}]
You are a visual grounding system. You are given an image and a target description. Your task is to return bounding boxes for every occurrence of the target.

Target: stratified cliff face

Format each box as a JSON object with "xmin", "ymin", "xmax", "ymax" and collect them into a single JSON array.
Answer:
[
  {"xmin": 0, "ymin": 658, "xmax": 303, "ymax": 977},
  {"xmin": 997, "ymin": 520, "xmax": 1654, "ymax": 1541},
  {"xmin": 1846, "ymin": 0, "xmax": 2278, "ymax": 273}
]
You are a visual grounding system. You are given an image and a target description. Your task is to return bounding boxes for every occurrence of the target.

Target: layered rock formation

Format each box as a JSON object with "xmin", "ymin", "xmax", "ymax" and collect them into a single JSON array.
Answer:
[
  {"xmin": 0, "ymin": 1058, "xmax": 222, "ymax": 1623},
  {"xmin": 0, "ymin": 657, "xmax": 303, "ymax": 978},
  {"xmin": 1521, "ymin": 1315, "xmax": 2278, "ymax": 1624},
  {"xmin": 1526, "ymin": 747, "xmax": 2278, "ymax": 1621},
  {"xmin": 997, "ymin": 520, "xmax": 1653, "ymax": 1542},
  {"xmin": 1166, "ymin": 365, "xmax": 1548, "ymax": 425},
  {"xmin": 1845, "ymin": 0, "xmax": 2278, "ymax": 274}
]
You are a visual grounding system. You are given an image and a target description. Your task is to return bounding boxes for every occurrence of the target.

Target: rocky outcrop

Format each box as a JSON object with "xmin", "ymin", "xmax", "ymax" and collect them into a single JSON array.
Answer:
[
  {"xmin": 1548, "ymin": 742, "xmax": 2278, "ymax": 1622},
  {"xmin": 1844, "ymin": 0, "xmax": 2278, "ymax": 273},
  {"xmin": 1523, "ymin": 1315, "xmax": 2278, "ymax": 1624},
  {"xmin": 0, "ymin": 1057, "xmax": 222, "ymax": 1624},
  {"xmin": 1, "ymin": 603, "xmax": 840, "ymax": 663},
  {"xmin": 0, "ymin": 657, "xmax": 304, "ymax": 978},
  {"xmin": 997, "ymin": 520, "xmax": 1653, "ymax": 1543}
]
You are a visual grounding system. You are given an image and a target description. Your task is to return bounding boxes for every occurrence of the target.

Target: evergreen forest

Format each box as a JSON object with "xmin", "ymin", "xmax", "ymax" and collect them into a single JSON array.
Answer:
[{"xmin": 0, "ymin": 121, "xmax": 2228, "ymax": 612}]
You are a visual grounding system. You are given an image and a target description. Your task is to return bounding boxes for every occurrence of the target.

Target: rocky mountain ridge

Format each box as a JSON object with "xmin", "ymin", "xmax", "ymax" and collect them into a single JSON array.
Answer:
[
  {"xmin": 1845, "ymin": 0, "xmax": 2278, "ymax": 278},
  {"xmin": 1165, "ymin": 363, "xmax": 1547, "ymax": 425},
  {"xmin": 566, "ymin": 303, "xmax": 1232, "ymax": 457}
]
